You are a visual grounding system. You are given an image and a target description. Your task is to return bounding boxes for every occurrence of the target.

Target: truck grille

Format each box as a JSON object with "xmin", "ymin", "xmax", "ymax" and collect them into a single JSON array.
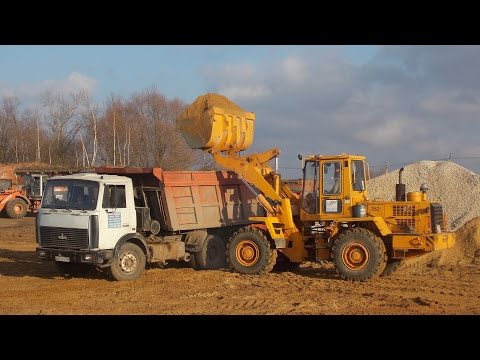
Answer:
[
  {"xmin": 431, "ymin": 203, "xmax": 444, "ymax": 231},
  {"xmin": 39, "ymin": 226, "xmax": 89, "ymax": 250}
]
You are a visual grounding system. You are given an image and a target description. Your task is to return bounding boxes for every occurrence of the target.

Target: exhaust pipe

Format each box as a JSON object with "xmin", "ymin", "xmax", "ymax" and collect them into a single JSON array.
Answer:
[{"xmin": 396, "ymin": 167, "xmax": 406, "ymax": 201}]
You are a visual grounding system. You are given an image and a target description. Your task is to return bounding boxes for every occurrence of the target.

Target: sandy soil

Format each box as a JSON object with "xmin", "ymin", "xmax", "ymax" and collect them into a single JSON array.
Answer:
[{"xmin": 0, "ymin": 216, "xmax": 479, "ymax": 315}]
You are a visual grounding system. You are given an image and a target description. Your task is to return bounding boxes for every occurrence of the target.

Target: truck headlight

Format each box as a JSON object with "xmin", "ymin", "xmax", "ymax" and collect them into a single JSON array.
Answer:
[{"xmin": 83, "ymin": 254, "xmax": 94, "ymax": 262}]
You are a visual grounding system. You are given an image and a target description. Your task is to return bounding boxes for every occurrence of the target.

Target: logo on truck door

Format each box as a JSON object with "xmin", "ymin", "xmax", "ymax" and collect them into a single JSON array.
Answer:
[{"xmin": 57, "ymin": 233, "xmax": 68, "ymax": 240}]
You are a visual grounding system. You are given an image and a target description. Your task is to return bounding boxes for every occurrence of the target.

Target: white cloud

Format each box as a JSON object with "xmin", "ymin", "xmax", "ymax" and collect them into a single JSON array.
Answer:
[
  {"xmin": 0, "ymin": 72, "xmax": 96, "ymax": 100},
  {"xmin": 220, "ymin": 85, "xmax": 271, "ymax": 101},
  {"xmin": 280, "ymin": 56, "xmax": 308, "ymax": 85},
  {"xmin": 204, "ymin": 62, "xmax": 271, "ymax": 102},
  {"xmin": 354, "ymin": 116, "xmax": 411, "ymax": 147},
  {"xmin": 420, "ymin": 89, "xmax": 480, "ymax": 115}
]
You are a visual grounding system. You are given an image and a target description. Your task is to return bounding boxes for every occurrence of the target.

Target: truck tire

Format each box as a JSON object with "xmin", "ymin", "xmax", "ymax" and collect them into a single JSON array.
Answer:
[
  {"xmin": 380, "ymin": 259, "xmax": 405, "ymax": 277},
  {"xmin": 195, "ymin": 234, "xmax": 226, "ymax": 270},
  {"xmin": 55, "ymin": 262, "xmax": 91, "ymax": 277},
  {"xmin": 5, "ymin": 198, "xmax": 28, "ymax": 219},
  {"xmin": 189, "ymin": 253, "xmax": 200, "ymax": 270},
  {"xmin": 332, "ymin": 228, "xmax": 387, "ymax": 281},
  {"xmin": 226, "ymin": 227, "xmax": 277, "ymax": 275},
  {"xmin": 109, "ymin": 242, "xmax": 146, "ymax": 281}
]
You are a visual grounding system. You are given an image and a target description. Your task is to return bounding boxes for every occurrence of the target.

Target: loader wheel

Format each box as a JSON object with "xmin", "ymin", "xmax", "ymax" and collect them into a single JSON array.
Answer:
[
  {"xmin": 332, "ymin": 228, "xmax": 387, "ymax": 281},
  {"xmin": 55, "ymin": 262, "xmax": 92, "ymax": 277},
  {"xmin": 195, "ymin": 234, "xmax": 226, "ymax": 270},
  {"xmin": 5, "ymin": 198, "xmax": 28, "ymax": 219},
  {"xmin": 109, "ymin": 242, "xmax": 146, "ymax": 281},
  {"xmin": 226, "ymin": 227, "xmax": 277, "ymax": 275},
  {"xmin": 380, "ymin": 259, "xmax": 405, "ymax": 277}
]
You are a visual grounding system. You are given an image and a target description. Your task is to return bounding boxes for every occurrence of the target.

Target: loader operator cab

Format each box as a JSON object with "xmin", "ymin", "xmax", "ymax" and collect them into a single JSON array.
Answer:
[{"xmin": 300, "ymin": 155, "xmax": 367, "ymax": 219}]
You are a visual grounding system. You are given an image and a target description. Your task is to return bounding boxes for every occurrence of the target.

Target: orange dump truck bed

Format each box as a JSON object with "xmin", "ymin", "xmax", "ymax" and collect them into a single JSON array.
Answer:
[{"xmin": 95, "ymin": 167, "xmax": 264, "ymax": 232}]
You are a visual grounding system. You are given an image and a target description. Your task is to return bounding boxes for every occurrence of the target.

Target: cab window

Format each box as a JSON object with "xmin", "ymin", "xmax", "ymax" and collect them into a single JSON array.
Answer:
[
  {"xmin": 323, "ymin": 162, "xmax": 341, "ymax": 195},
  {"xmin": 301, "ymin": 161, "xmax": 319, "ymax": 214},
  {"xmin": 102, "ymin": 185, "xmax": 126, "ymax": 208}
]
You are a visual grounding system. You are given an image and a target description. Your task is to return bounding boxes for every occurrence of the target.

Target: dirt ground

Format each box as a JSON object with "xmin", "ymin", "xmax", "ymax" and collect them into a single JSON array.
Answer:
[{"xmin": 0, "ymin": 216, "xmax": 479, "ymax": 315}]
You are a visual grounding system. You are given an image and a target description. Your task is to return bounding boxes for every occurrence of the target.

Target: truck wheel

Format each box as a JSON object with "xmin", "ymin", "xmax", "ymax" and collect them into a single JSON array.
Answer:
[
  {"xmin": 195, "ymin": 234, "xmax": 226, "ymax": 270},
  {"xmin": 226, "ymin": 227, "xmax": 277, "ymax": 275},
  {"xmin": 189, "ymin": 253, "xmax": 200, "ymax": 270},
  {"xmin": 109, "ymin": 242, "xmax": 146, "ymax": 281},
  {"xmin": 380, "ymin": 259, "xmax": 405, "ymax": 277},
  {"xmin": 332, "ymin": 228, "xmax": 387, "ymax": 281},
  {"xmin": 55, "ymin": 262, "xmax": 91, "ymax": 277},
  {"xmin": 5, "ymin": 198, "xmax": 28, "ymax": 219}
]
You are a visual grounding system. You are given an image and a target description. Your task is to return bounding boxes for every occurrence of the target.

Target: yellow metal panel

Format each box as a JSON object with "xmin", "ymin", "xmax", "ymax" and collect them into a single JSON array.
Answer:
[
  {"xmin": 371, "ymin": 216, "xmax": 393, "ymax": 236},
  {"xmin": 392, "ymin": 234, "xmax": 424, "ymax": 249},
  {"xmin": 280, "ymin": 231, "xmax": 304, "ymax": 262},
  {"xmin": 250, "ymin": 216, "xmax": 285, "ymax": 241},
  {"xmin": 431, "ymin": 232, "xmax": 456, "ymax": 250}
]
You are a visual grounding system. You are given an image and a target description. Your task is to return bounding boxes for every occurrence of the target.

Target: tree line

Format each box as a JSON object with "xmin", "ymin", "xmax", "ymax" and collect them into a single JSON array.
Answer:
[{"xmin": 0, "ymin": 86, "xmax": 215, "ymax": 171}]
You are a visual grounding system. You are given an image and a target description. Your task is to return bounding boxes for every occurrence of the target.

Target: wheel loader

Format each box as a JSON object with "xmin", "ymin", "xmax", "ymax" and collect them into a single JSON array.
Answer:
[{"xmin": 177, "ymin": 93, "xmax": 456, "ymax": 281}]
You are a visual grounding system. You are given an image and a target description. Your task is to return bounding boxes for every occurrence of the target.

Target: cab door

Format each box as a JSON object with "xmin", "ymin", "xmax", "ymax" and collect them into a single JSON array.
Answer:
[
  {"xmin": 320, "ymin": 160, "xmax": 349, "ymax": 217},
  {"xmin": 98, "ymin": 183, "xmax": 132, "ymax": 249}
]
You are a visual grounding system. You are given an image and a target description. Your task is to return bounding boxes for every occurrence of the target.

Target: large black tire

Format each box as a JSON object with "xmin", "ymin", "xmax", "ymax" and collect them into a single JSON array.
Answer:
[
  {"xmin": 55, "ymin": 262, "xmax": 92, "ymax": 277},
  {"xmin": 380, "ymin": 259, "xmax": 405, "ymax": 277},
  {"xmin": 195, "ymin": 234, "xmax": 226, "ymax": 270},
  {"xmin": 332, "ymin": 228, "xmax": 387, "ymax": 281},
  {"xmin": 108, "ymin": 242, "xmax": 146, "ymax": 281},
  {"xmin": 226, "ymin": 227, "xmax": 277, "ymax": 275},
  {"xmin": 189, "ymin": 252, "xmax": 200, "ymax": 270},
  {"xmin": 5, "ymin": 198, "xmax": 28, "ymax": 219}
]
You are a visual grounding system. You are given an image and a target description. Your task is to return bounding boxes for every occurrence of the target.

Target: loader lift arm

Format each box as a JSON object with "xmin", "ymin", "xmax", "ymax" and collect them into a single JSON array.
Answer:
[{"xmin": 210, "ymin": 148, "xmax": 298, "ymax": 233}]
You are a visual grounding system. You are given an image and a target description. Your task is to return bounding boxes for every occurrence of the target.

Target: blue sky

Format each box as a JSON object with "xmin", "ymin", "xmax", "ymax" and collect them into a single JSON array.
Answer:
[{"xmin": 1, "ymin": 45, "xmax": 479, "ymax": 179}]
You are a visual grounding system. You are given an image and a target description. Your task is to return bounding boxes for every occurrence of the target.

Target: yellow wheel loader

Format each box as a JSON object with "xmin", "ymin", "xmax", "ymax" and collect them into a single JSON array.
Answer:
[{"xmin": 177, "ymin": 93, "xmax": 455, "ymax": 281}]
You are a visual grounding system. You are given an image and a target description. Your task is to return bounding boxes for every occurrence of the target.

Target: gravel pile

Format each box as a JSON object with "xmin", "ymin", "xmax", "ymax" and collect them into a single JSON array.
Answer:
[{"xmin": 367, "ymin": 160, "xmax": 480, "ymax": 230}]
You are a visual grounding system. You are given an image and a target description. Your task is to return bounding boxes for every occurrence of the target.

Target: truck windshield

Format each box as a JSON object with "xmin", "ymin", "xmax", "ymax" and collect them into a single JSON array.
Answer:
[{"xmin": 42, "ymin": 179, "xmax": 99, "ymax": 211}]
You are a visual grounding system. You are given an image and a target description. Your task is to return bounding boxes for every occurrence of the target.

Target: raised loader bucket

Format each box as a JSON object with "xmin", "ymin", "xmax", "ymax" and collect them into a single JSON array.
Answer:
[{"xmin": 176, "ymin": 93, "xmax": 255, "ymax": 152}]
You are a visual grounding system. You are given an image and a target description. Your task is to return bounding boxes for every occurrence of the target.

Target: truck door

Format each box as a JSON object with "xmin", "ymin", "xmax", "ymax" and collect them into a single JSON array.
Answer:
[
  {"xmin": 98, "ymin": 183, "xmax": 132, "ymax": 249},
  {"xmin": 321, "ymin": 161, "xmax": 347, "ymax": 217}
]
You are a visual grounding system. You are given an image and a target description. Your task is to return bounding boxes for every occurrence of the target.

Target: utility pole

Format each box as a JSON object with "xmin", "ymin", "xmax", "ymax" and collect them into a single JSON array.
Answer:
[{"xmin": 384, "ymin": 161, "xmax": 388, "ymax": 175}]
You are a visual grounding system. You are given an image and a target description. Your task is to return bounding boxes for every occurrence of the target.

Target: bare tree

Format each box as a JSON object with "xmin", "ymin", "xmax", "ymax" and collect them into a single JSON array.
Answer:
[
  {"xmin": 0, "ymin": 97, "xmax": 20, "ymax": 162},
  {"xmin": 42, "ymin": 89, "xmax": 87, "ymax": 165},
  {"xmin": 121, "ymin": 87, "xmax": 196, "ymax": 169}
]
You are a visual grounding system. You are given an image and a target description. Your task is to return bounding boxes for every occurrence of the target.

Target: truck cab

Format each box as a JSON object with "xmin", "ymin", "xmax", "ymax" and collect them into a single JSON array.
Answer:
[{"xmin": 36, "ymin": 173, "xmax": 140, "ymax": 279}]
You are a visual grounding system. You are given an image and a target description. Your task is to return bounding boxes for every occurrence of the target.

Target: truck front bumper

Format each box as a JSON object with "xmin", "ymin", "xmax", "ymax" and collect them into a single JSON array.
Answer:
[{"xmin": 36, "ymin": 247, "xmax": 113, "ymax": 265}]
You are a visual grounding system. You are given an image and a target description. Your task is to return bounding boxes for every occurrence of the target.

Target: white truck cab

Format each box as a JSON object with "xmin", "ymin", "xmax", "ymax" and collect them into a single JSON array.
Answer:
[{"xmin": 36, "ymin": 173, "xmax": 143, "ymax": 280}]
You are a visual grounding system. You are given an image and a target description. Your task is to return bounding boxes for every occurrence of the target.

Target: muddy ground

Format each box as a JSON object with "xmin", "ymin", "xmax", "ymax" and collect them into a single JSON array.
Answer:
[{"xmin": 0, "ymin": 217, "xmax": 479, "ymax": 315}]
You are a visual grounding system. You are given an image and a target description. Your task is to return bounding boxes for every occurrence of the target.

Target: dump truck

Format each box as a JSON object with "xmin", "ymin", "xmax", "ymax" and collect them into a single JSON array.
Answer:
[
  {"xmin": 177, "ymin": 93, "xmax": 456, "ymax": 281},
  {"xmin": 0, "ymin": 174, "xmax": 49, "ymax": 219},
  {"xmin": 35, "ymin": 167, "xmax": 264, "ymax": 280}
]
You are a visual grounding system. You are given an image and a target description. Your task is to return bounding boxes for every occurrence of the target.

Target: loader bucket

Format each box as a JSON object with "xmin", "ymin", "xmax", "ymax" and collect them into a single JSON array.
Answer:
[{"xmin": 177, "ymin": 93, "xmax": 255, "ymax": 152}]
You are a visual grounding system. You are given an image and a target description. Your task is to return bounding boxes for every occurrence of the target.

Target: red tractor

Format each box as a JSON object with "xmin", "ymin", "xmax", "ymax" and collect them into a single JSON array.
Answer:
[{"xmin": 0, "ymin": 174, "xmax": 48, "ymax": 219}]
